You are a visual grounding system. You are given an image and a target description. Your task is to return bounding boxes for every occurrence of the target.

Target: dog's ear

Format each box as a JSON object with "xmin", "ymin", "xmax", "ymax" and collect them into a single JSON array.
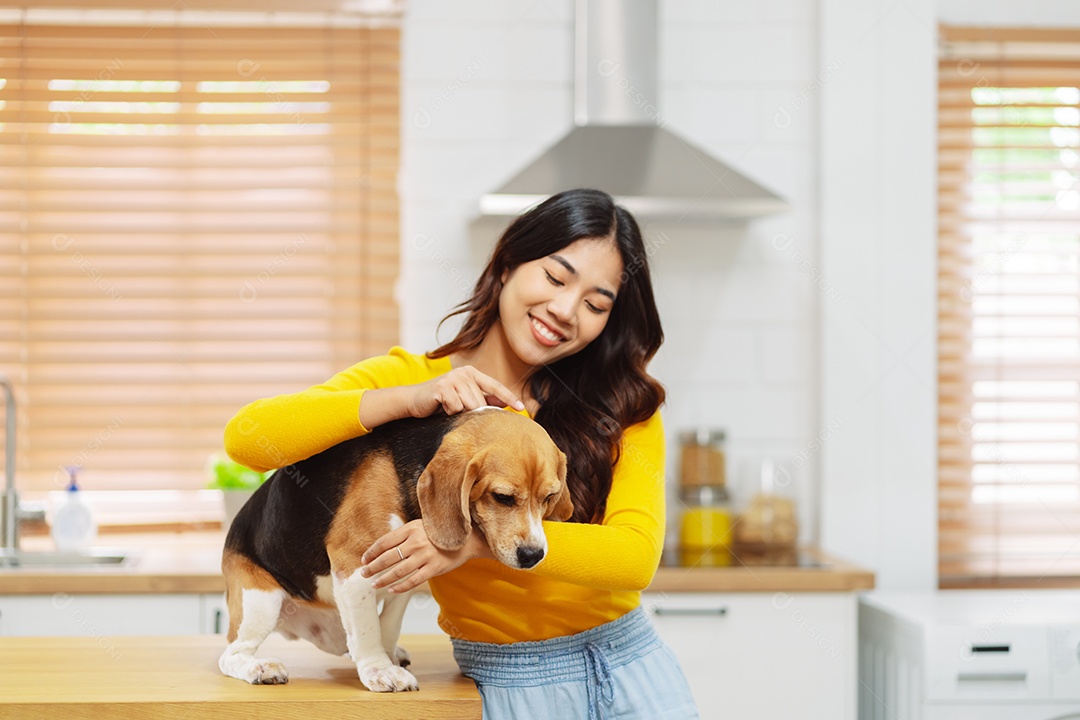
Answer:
[
  {"xmin": 545, "ymin": 449, "xmax": 574, "ymax": 521},
  {"xmin": 417, "ymin": 436, "xmax": 482, "ymax": 551}
]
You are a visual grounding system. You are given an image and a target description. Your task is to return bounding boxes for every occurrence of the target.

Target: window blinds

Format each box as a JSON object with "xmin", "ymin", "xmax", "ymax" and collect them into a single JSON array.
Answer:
[
  {"xmin": 939, "ymin": 26, "xmax": 1080, "ymax": 586},
  {"xmin": 0, "ymin": 19, "xmax": 400, "ymax": 492}
]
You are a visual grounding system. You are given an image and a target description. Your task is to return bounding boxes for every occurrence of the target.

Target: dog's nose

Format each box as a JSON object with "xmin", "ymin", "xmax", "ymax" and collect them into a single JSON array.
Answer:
[{"xmin": 516, "ymin": 546, "xmax": 545, "ymax": 569}]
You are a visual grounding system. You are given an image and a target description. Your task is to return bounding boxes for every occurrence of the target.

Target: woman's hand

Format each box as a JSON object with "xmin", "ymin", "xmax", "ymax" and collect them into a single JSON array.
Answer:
[
  {"xmin": 359, "ymin": 519, "xmax": 493, "ymax": 593},
  {"xmin": 405, "ymin": 366, "xmax": 525, "ymax": 418},
  {"xmin": 359, "ymin": 366, "xmax": 527, "ymax": 431}
]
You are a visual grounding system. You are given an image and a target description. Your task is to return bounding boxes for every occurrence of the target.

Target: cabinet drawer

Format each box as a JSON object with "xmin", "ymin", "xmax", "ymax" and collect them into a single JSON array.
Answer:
[
  {"xmin": 642, "ymin": 592, "xmax": 856, "ymax": 720},
  {"xmin": 0, "ymin": 594, "xmax": 201, "ymax": 637}
]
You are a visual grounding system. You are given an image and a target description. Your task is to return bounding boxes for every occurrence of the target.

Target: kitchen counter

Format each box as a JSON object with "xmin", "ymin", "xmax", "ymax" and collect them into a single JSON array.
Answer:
[
  {"xmin": 0, "ymin": 633, "xmax": 480, "ymax": 719},
  {"xmin": 652, "ymin": 547, "xmax": 875, "ymax": 592},
  {"xmin": 0, "ymin": 530, "xmax": 874, "ymax": 594}
]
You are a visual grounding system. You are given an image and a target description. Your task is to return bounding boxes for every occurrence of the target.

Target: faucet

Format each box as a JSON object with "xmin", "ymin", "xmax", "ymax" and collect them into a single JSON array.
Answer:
[{"xmin": 1, "ymin": 374, "xmax": 45, "ymax": 558}]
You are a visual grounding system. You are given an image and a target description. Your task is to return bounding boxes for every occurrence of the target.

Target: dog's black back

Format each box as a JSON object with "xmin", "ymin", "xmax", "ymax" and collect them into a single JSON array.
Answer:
[{"xmin": 224, "ymin": 412, "xmax": 460, "ymax": 601}]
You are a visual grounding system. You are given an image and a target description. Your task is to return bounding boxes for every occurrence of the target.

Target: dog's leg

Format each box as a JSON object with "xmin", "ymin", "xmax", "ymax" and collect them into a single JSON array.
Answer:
[
  {"xmin": 217, "ymin": 587, "xmax": 289, "ymax": 685},
  {"xmin": 332, "ymin": 566, "xmax": 419, "ymax": 692},
  {"xmin": 377, "ymin": 588, "xmax": 415, "ymax": 668}
]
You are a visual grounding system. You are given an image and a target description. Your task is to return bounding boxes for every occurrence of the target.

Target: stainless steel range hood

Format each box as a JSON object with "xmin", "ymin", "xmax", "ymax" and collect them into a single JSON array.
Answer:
[{"xmin": 479, "ymin": 0, "xmax": 788, "ymax": 220}]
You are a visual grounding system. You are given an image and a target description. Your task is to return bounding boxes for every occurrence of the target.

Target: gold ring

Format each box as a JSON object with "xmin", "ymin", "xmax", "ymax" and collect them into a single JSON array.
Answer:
[{"xmin": 396, "ymin": 547, "xmax": 405, "ymax": 562}]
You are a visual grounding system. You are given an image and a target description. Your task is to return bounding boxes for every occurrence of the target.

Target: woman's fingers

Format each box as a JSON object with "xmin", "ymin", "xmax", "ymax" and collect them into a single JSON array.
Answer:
[
  {"xmin": 368, "ymin": 551, "xmax": 419, "ymax": 589},
  {"xmin": 382, "ymin": 567, "xmax": 429, "ymax": 594},
  {"xmin": 423, "ymin": 367, "xmax": 525, "ymax": 417},
  {"xmin": 359, "ymin": 545, "xmax": 400, "ymax": 579},
  {"xmin": 472, "ymin": 372, "xmax": 524, "ymax": 411},
  {"xmin": 361, "ymin": 526, "xmax": 407, "ymax": 567}
]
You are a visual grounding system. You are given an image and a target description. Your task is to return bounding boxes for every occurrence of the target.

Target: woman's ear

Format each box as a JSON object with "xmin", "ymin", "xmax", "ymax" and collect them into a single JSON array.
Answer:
[
  {"xmin": 417, "ymin": 437, "xmax": 481, "ymax": 551},
  {"xmin": 545, "ymin": 449, "xmax": 574, "ymax": 522}
]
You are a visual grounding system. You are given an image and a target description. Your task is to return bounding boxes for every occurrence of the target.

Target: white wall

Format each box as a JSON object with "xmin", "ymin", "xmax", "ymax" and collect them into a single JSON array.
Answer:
[
  {"xmin": 939, "ymin": 0, "xmax": 1080, "ymax": 26},
  {"xmin": 401, "ymin": 0, "xmax": 825, "ymax": 551},
  {"xmin": 818, "ymin": 0, "xmax": 937, "ymax": 591}
]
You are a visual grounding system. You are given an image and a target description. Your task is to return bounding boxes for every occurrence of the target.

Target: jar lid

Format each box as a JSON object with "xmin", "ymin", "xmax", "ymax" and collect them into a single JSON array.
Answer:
[
  {"xmin": 679, "ymin": 428, "xmax": 726, "ymax": 446},
  {"xmin": 679, "ymin": 484, "xmax": 730, "ymax": 505}
]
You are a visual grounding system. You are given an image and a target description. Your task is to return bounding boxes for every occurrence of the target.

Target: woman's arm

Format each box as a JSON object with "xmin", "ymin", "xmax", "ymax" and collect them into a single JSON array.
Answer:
[
  {"xmin": 222, "ymin": 351, "xmax": 419, "ymax": 472},
  {"xmin": 531, "ymin": 411, "xmax": 667, "ymax": 591},
  {"xmin": 223, "ymin": 348, "xmax": 524, "ymax": 473}
]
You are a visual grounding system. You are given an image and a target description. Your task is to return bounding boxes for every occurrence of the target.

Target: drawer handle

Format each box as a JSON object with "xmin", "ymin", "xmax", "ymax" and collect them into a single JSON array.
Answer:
[
  {"xmin": 214, "ymin": 609, "xmax": 222, "ymax": 635},
  {"xmin": 651, "ymin": 606, "xmax": 728, "ymax": 617},
  {"xmin": 957, "ymin": 672, "xmax": 1026, "ymax": 683},
  {"xmin": 970, "ymin": 644, "xmax": 1010, "ymax": 653}
]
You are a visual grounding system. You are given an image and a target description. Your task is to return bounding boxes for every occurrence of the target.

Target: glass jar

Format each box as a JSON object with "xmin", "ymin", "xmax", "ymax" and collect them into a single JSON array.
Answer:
[
  {"xmin": 679, "ymin": 484, "xmax": 733, "ymax": 567},
  {"xmin": 678, "ymin": 429, "xmax": 726, "ymax": 488},
  {"xmin": 677, "ymin": 429, "xmax": 730, "ymax": 566}
]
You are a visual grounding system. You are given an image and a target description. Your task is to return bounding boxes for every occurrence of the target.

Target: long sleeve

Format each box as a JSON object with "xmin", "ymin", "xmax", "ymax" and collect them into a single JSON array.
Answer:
[
  {"xmin": 223, "ymin": 347, "xmax": 448, "ymax": 473},
  {"xmin": 530, "ymin": 411, "xmax": 666, "ymax": 591}
]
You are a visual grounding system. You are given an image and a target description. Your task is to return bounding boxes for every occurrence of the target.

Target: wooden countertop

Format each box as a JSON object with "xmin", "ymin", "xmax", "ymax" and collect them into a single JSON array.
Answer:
[
  {"xmin": 0, "ymin": 633, "xmax": 480, "ymax": 719},
  {"xmin": 0, "ymin": 531, "xmax": 874, "ymax": 595},
  {"xmin": 652, "ymin": 548, "xmax": 875, "ymax": 592}
]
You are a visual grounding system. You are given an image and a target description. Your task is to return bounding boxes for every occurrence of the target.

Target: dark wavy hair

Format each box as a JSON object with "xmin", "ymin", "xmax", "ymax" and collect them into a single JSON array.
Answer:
[{"xmin": 428, "ymin": 188, "xmax": 665, "ymax": 523}]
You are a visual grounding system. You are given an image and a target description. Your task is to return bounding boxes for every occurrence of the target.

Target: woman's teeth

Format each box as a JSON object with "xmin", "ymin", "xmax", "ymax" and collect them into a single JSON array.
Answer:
[{"xmin": 532, "ymin": 317, "xmax": 562, "ymax": 342}]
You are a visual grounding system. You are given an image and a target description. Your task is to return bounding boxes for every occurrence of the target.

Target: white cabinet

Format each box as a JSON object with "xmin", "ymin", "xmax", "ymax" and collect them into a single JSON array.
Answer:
[
  {"xmin": 200, "ymin": 592, "xmax": 228, "ymax": 634},
  {"xmin": 0, "ymin": 594, "xmax": 201, "ymax": 637},
  {"xmin": 1, "ymin": 590, "xmax": 446, "ymax": 639},
  {"xmin": 198, "ymin": 591, "xmax": 443, "ymax": 637},
  {"xmin": 642, "ymin": 591, "xmax": 857, "ymax": 720}
]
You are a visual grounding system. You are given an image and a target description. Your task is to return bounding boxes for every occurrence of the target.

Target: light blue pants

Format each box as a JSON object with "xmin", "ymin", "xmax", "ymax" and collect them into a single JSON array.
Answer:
[{"xmin": 451, "ymin": 607, "xmax": 700, "ymax": 720}]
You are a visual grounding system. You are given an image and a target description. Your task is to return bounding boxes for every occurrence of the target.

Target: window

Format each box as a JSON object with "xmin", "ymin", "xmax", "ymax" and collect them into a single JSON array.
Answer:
[
  {"xmin": 0, "ymin": 16, "xmax": 400, "ymax": 492},
  {"xmin": 938, "ymin": 26, "xmax": 1080, "ymax": 586}
]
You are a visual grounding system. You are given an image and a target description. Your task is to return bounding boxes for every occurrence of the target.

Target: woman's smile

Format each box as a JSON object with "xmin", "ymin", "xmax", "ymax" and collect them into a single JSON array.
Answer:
[{"xmin": 529, "ymin": 315, "xmax": 566, "ymax": 346}]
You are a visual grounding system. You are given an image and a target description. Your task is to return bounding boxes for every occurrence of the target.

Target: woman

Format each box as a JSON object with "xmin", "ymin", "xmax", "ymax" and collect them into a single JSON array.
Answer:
[{"xmin": 224, "ymin": 188, "xmax": 699, "ymax": 719}]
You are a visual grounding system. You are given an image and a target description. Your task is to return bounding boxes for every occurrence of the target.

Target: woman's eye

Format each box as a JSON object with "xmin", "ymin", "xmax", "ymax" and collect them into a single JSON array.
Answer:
[
  {"xmin": 544, "ymin": 270, "xmax": 564, "ymax": 286},
  {"xmin": 585, "ymin": 301, "xmax": 606, "ymax": 314},
  {"xmin": 492, "ymin": 493, "xmax": 517, "ymax": 507}
]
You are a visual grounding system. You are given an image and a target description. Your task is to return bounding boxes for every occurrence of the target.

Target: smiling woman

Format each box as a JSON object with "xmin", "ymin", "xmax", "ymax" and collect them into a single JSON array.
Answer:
[
  {"xmin": 0, "ymin": 13, "xmax": 401, "ymax": 494},
  {"xmin": 223, "ymin": 188, "xmax": 696, "ymax": 719}
]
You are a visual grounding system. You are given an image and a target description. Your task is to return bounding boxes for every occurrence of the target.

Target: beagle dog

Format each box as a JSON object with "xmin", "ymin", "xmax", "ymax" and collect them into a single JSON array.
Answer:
[{"xmin": 218, "ymin": 407, "xmax": 572, "ymax": 693}]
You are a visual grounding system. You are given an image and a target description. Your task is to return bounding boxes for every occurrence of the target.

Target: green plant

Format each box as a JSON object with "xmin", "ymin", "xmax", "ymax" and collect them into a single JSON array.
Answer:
[{"xmin": 206, "ymin": 454, "xmax": 271, "ymax": 491}]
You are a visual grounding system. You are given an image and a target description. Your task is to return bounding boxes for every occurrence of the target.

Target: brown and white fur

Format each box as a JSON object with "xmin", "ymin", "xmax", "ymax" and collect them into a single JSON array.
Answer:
[{"xmin": 218, "ymin": 407, "xmax": 571, "ymax": 692}]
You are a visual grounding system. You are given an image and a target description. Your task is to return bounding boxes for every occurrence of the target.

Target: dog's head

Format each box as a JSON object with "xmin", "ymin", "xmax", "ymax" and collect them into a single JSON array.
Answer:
[{"xmin": 416, "ymin": 409, "xmax": 572, "ymax": 569}]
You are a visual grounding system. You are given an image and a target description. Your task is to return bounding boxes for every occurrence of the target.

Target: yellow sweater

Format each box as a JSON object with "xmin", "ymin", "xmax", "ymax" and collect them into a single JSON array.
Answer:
[{"xmin": 223, "ymin": 346, "xmax": 666, "ymax": 644}]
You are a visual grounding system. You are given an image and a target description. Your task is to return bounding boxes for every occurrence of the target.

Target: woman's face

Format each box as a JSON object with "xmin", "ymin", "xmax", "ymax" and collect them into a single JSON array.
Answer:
[{"xmin": 498, "ymin": 237, "xmax": 624, "ymax": 368}]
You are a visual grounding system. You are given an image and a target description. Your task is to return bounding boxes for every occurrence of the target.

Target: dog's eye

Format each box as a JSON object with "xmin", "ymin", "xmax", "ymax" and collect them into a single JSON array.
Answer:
[
  {"xmin": 545, "ymin": 493, "xmax": 556, "ymax": 503},
  {"xmin": 492, "ymin": 492, "xmax": 517, "ymax": 507}
]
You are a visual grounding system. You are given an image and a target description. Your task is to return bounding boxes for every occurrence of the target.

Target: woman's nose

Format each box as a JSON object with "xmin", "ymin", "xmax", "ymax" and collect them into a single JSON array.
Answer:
[{"xmin": 547, "ymin": 292, "xmax": 577, "ymax": 323}]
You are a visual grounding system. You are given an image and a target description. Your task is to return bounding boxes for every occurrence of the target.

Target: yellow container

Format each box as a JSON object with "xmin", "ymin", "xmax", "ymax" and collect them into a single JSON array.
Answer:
[{"xmin": 679, "ymin": 506, "xmax": 733, "ymax": 567}]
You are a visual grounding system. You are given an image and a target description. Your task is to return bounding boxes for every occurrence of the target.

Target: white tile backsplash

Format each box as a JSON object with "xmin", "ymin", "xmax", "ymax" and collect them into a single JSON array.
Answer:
[
  {"xmin": 690, "ymin": 26, "xmax": 815, "ymax": 85},
  {"xmin": 405, "ymin": 21, "xmax": 570, "ymax": 84},
  {"xmin": 662, "ymin": 88, "xmax": 761, "ymax": 143}
]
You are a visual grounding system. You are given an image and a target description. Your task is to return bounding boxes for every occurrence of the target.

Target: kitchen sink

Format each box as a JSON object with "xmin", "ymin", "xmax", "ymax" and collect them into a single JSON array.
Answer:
[{"xmin": 0, "ymin": 548, "xmax": 131, "ymax": 568}]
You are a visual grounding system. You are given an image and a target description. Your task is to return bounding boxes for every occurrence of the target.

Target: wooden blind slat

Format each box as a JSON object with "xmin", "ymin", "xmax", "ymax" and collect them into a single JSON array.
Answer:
[{"xmin": 0, "ymin": 19, "xmax": 401, "ymax": 494}]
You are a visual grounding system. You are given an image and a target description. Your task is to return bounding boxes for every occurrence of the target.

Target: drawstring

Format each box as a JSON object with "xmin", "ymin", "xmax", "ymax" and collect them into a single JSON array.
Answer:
[{"xmin": 583, "ymin": 641, "xmax": 615, "ymax": 720}]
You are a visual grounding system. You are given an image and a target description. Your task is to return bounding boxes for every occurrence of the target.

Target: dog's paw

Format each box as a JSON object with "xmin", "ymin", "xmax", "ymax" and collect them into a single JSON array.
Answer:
[
  {"xmin": 247, "ymin": 659, "xmax": 289, "ymax": 685},
  {"xmin": 392, "ymin": 645, "xmax": 411, "ymax": 668},
  {"xmin": 359, "ymin": 663, "xmax": 419, "ymax": 692}
]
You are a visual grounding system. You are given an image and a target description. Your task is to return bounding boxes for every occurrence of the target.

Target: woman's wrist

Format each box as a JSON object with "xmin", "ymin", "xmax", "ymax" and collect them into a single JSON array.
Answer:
[
  {"xmin": 468, "ymin": 528, "xmax": 493, "ymax": 561},
  {"xmin": 358, "ymin": 386, "xmax": 411, "ymax": 431}
]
